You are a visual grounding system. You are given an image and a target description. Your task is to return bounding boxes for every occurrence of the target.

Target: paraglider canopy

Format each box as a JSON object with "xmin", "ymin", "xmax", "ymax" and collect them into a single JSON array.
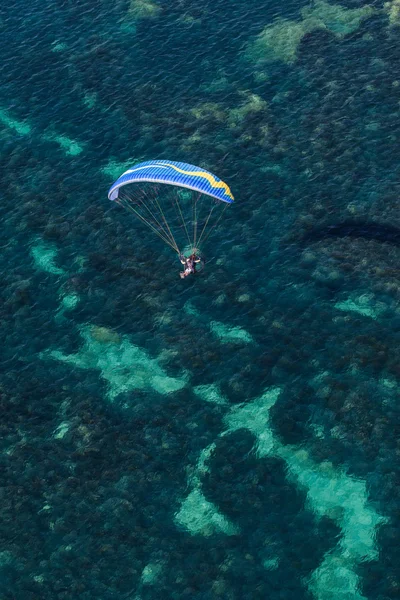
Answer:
[{"xmin": 108, "ymin": 160, "xmax": 234, "ymax": 257}]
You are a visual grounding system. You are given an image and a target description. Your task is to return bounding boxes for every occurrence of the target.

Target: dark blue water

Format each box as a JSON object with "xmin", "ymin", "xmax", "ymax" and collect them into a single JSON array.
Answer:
[{"xmin": 1, "ymin": 1, "xmax": 399, "ymax": 598}]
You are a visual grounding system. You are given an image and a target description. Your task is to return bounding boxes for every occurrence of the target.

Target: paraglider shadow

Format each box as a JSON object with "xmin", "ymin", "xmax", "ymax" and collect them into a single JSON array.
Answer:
[{"xmin": 300, "ymin": 220, "xmax": 400, "ymax": 247}]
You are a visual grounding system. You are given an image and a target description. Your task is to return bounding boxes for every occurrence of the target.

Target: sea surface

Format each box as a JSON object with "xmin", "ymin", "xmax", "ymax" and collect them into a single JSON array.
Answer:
[{"xmin": 1, "ymin": 1, "xmax": 400, "ymax": 599}]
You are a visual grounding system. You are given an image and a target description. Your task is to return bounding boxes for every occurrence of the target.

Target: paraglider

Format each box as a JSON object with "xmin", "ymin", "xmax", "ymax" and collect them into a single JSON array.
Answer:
[{"xmin": 108, "ymin": 160, "xmax": 234, "ymax": 278}]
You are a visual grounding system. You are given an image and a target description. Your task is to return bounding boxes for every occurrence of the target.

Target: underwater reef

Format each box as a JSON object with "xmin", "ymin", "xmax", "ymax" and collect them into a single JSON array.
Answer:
[{"xmin": 0, "ymin": 0, "xmax": 399, "ymax": 599}]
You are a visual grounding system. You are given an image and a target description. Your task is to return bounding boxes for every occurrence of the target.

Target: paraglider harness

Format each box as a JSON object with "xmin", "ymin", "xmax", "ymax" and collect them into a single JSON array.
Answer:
[{"xmin": 179, "ymin": 252, "xmax": 202, "ymax": 279}]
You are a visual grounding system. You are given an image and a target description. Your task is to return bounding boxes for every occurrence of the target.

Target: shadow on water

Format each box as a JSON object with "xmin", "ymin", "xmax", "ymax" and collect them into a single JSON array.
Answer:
[{"xmin": 300, "ymin": 220, "xmax": 400, "ymax": 247}]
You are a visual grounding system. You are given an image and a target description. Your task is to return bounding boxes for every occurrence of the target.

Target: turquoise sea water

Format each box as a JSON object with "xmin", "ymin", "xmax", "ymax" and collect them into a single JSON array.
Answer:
[{"xmin": 1, "ymin": 0, "xmax": 400, "ymax": 598}]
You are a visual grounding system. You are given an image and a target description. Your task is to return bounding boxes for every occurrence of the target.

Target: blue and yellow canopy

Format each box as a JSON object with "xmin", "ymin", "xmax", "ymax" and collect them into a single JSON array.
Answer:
[{"xmin": 108, "ymin": 160, "xmax": 234, "ymax": 204}]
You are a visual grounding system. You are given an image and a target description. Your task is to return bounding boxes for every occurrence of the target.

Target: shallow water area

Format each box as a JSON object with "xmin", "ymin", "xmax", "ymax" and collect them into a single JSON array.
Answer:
[{"xmin": 0, "ymin": 0, "xmax": 399, "ymax": 599}]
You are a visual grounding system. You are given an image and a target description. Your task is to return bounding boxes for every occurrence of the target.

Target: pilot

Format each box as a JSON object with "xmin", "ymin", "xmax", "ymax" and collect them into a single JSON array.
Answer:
[{"xmin": 179, "ymin": 252, "xmax": 201, "ymax": 279}]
